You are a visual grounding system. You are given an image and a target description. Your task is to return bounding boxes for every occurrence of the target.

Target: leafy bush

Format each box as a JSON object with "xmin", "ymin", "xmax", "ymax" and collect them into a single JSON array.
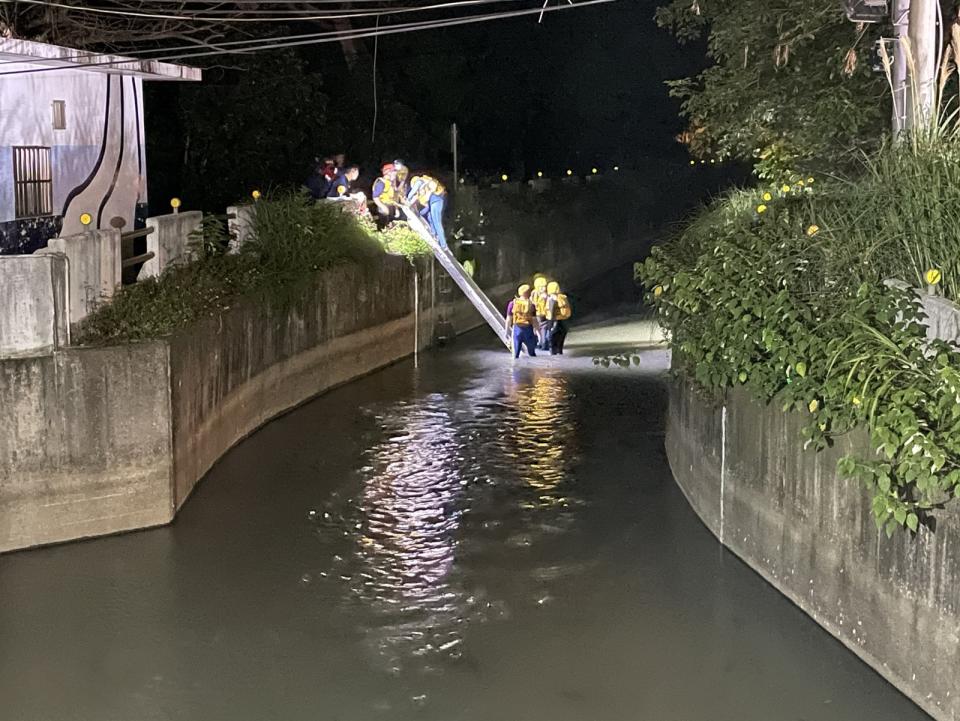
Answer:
[
  {"xmin": 638, "ymin": 138, "xmax": 960, "ymax": 536},
  {"xmin": 78, "ymin": 193, "xmax": 381, "ymax": 344},
  {"xmin": 354, "ymin": 214, "xmax": 432, "ymax": 259}
]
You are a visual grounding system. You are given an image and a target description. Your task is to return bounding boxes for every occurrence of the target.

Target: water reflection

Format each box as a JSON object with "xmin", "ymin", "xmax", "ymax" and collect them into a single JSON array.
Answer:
[
  {"xmin": 311, "ymin": 368, "xmax": 582, "ymax": 679},
  {"xmin": 505, "ymin": 370, "xmax": 578, "ymax": 512}
]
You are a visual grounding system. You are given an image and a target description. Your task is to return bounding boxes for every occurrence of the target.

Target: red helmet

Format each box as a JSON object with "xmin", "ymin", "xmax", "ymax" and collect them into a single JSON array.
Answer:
[{"xmin": 381, "ymin": 163, "xmax": 395, "ymax": 174}]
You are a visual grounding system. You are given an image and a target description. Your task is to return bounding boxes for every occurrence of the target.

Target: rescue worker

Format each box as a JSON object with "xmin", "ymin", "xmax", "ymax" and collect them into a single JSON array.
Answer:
[
  {"xmin": 372, "ymin": 163, "xmax": 398, "ymax": 229},
  {"xmin": 407, "ymin": 174, "xmax": 448, "ymax": 248},
  {"xmin": 321, "ymin": 154, "xmax": 342, "ymax": 189},
  {"xmin": 530, "ymin": 275, "xmax": 550, "ymax": 349},
  {"xmin": 327, "ymin": 165, "xmax": 360, "ymax": 199},
  {"xmin": 394, "ymin": 159, "xmax": 410, "ymax": 198},
  {"xmin": 545, "ymin": 281, "xmax": 572, "ymax": 355},
  {"xmin": 505, "ymin": 284, "xmax": 538, "ymax": 358},
  {"xmin": 305, "ymin": 160, "xmax": 332, "ymax": 200}
]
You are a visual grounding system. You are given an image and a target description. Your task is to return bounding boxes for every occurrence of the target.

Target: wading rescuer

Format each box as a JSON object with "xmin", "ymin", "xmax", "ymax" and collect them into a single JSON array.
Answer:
[
  {"xmin": 531, "ymin": 275, "xmax": 550, "ymax": 349},
  {"xmin": 506, "ymin": 284, "xmax": 538, "ymax": 358},
  {"xmin": 546, "ymin": 280, "xmax": 572, "ymax": 355},
  {"xmin": 407, "ymin": 174, "xmax": 448, "ymax": 248}
]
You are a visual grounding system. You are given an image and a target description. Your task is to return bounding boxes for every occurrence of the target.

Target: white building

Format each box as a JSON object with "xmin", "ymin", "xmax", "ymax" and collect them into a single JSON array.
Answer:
[{"xmin": 0, "ymin": 39, "xmax": 200, "ymax": 254}]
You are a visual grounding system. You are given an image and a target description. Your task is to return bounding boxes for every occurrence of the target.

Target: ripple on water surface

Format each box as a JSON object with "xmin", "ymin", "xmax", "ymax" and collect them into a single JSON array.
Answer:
[{"xmin": 305, "ymin": 368, "xmax": 585, "ymax": 687}]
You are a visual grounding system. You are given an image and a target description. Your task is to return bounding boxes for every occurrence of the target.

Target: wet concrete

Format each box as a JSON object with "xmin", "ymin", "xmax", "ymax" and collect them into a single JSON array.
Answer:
[{"xmin": 0, "ymin": 271, "xmax": 931, "ymax": 721}]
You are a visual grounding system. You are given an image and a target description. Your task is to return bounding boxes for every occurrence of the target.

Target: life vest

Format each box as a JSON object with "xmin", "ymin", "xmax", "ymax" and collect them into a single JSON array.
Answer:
[
  {"xmin": 374, "ymin": 176, "xmax": 396, "ymax": 204},
  {"xmin": 416, "ymin": 175, "xmax": 446, "ymax": 205},
  {"xmin": 552, "ymin": 293, "xmax": 572, "ymax": 321},
  {"xmin": 512, "ymin": 297, "xmax": 534, "ymax": 326},
  {"xmin": 531, "ymin": 289, "xmax": 549, "ymax": 317}
]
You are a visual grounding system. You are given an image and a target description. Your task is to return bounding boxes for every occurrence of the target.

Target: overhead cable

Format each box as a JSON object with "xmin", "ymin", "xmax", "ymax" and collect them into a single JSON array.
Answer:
[{"xmin": 0, "ymin": 0, "xmax": 617, "ymax": 75}]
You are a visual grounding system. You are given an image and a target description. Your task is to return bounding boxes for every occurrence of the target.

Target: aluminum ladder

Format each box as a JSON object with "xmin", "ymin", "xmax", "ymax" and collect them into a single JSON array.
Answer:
[{"xmin": 399, "ymin": 204, "xmax": 510, "ymax": 349}]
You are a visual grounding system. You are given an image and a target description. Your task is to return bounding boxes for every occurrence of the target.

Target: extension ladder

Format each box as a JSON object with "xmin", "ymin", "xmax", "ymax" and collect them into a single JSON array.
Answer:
[{"xmin": 399, "ymin": 205, "xmax": 511, "ymax": 350}]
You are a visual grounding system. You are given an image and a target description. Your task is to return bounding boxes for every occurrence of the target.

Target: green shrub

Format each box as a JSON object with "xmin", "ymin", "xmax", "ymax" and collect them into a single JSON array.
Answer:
[
  {"xmin": 78, "ymin": 193, "xmax": 382, "ymax": 345},
  {"xmin": 637, "ymin": 137, "xmax": 960, "ymax": 535}
]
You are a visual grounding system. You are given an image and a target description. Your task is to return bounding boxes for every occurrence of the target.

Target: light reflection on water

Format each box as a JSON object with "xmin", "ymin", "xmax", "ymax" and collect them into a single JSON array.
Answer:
[{"xmin": 309, "ymin": 367, "xmax": 582, "ymax": 678}]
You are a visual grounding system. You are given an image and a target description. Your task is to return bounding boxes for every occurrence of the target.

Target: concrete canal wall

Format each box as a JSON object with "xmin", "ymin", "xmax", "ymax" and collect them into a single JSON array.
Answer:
[
  {"xmin": 667, "ymin": 379, "xmax": 960, "ymax": 721},
  {"xmin": 0, "ymin": 195, "xmax": 645, "ymax": 553}
]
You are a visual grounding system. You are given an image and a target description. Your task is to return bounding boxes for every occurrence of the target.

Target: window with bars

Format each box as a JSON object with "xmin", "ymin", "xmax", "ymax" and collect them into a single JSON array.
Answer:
[
  {"xmin": 13, "ymin": 146, "xmax": 53, "ymax": 218},
  {"xmin": 52, "ymin": 100, "xmax": 66, "ymax": 130}
]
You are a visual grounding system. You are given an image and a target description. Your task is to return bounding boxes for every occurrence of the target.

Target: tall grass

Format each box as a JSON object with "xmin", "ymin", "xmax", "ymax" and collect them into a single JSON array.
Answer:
[{"xmin": 818, "ymin": 140, "xmax": 960, "ymax": 298}]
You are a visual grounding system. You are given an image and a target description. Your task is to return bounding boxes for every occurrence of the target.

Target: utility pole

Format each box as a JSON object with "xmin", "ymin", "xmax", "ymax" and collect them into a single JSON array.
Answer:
[
  {"xmin": 891, "ymin": 0, "xmax": 911, "ymax": 135},
  {"xmin": 451, "ymin": 122, "xmax": 459, "ymax": 195},
  {"xmin": 907, "ymin": 0, "xmax": 938, "ymax": 129}
]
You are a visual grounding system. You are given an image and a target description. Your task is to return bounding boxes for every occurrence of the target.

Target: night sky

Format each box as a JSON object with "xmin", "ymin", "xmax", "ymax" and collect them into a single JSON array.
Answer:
[
  {"xmin": 363, "ymin": 0, "xmax": 704, "ymax": 172},
  {"xmin": 145, "ymin": 0, "xmax": 706, "ymax": 208}
]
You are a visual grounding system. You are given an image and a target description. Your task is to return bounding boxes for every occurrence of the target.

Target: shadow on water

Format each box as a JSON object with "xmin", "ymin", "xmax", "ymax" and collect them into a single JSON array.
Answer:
[{"xmin": 0, "ymin": 264, "xmax": 934, "ymax": 721}]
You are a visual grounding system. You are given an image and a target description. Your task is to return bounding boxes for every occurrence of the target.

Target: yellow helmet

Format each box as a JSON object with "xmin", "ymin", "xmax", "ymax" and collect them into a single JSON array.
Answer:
[
  {"xmin": 517, "ymin": 284, "xmax": 531, "ymax": 295},
  {"xmin": 547, "ymin": 281, "xmax": 560, "ymax": 294},
  {"xmin": 533, "ymin": 275, "xmax": 548, "ymax": 289}
]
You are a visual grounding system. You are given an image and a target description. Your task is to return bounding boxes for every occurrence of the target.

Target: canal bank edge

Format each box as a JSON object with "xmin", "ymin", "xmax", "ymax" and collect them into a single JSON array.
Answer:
[
  {"xmin": 666, "ymin": 377, "xmax": 960, "ymax": 721},
  {"xmin": 0, "ymin": 228, "xmax": 640, "ymax": 554}
]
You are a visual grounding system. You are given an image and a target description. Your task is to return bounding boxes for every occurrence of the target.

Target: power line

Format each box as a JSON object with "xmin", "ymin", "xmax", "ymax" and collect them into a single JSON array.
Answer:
[
  {"xmin": 74, "ymin": 0, "xmax": 505, "ymax": 4},
  {"xmin": 0, "ymin": 0, "xmax": 528, "ymax": 65},
  {"xmin": 12, "ymin": 0, "xmax": 526, "ymax": 23},
  {"xmin": 0, "ymin": 0, "xmax": 615, "ymax": 75}
]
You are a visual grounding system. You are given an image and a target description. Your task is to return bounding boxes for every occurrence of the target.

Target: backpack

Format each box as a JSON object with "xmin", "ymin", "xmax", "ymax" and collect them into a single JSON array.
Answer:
[{"xmin": 554, "ymin": 293, "xmax": 572, "ymax": 321}]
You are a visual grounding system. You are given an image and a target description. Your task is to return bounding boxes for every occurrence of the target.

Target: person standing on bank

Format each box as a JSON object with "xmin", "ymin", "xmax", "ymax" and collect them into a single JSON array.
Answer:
[
  {"xmin": 407, "ymin": 174, "xmax": 448, "ymax": 249},
  {"xmin": 505, "ymin": 284, "xmax": 538, "ymax": 358},
  {"xmin": 546, "ymin": 281, "xmax": 572, "ymax": 355}
]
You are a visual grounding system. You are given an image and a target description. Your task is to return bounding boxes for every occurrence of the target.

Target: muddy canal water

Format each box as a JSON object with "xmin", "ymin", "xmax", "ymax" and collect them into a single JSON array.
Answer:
[{"xmin": 0, "ymin": 276, "xmax": 930, "ymax": 721}]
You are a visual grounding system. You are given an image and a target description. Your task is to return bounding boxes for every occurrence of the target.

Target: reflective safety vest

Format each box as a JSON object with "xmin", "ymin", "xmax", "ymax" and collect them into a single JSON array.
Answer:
[
  {"xmin": 512, "ymin": 297, "xmax": 534, "ymax": 326},
  {"xmin": 550, "ymin": 293, "xmax": 572, "ymax": 321},
  {"xmin": 414, "ymin": 175, "xmax": 446, "ymax": 205},
  {"xmin": 374, "ymin": 176, "xmax": 396, "ymax": 204},
  {"xmin": 531, "ymin": 289, "xmax": 549, "ymax": 317}
]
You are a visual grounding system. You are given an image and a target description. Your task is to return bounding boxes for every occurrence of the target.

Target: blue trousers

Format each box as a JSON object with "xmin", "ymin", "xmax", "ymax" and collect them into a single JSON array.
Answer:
[
  {"xmin": 513, "ymin": 325, "xmax": 537, "ymax": 358},
  {"xmin": 537, "ymin": 317, "xmax": 551, "ymax": 350},
  {"xmin": 422, "ymin": 195, "xmax": 447, "ymax": 248}
]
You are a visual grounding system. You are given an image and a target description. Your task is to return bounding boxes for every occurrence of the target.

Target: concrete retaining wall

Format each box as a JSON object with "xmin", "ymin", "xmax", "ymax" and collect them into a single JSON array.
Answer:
[
  {"xmin": 667, "ymin": 379, "xmax": 960, "ymax": 721},
  {"xmin": 0, "ymin": 344, "xmax": 174, "ymax": 553},
  {"xmin": 168, "ymin": 257, "xmax": 433, "ymax": 508},
  {"xmin": 0, "ymin": 254, "xmax": 69, "ymax": 357}
]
